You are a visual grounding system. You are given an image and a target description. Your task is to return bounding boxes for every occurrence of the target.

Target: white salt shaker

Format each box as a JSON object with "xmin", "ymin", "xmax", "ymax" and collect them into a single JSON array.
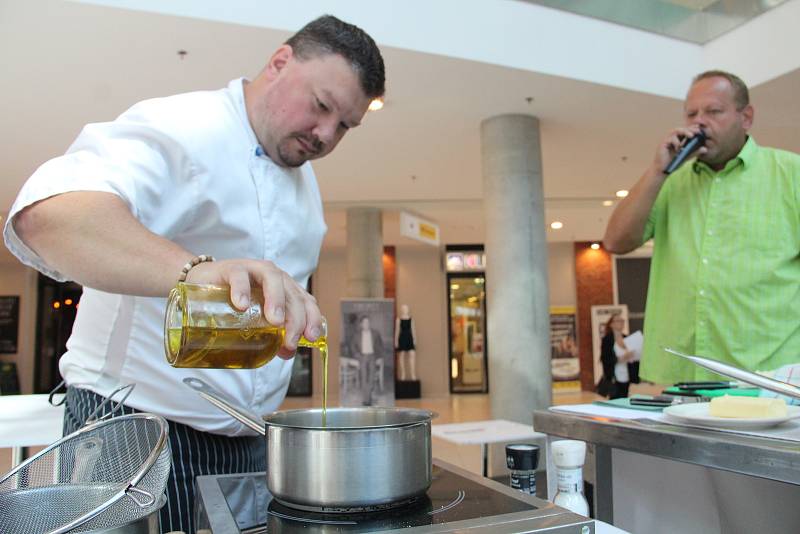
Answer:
[{"xmin": 551, "ymin": 440, "xmax": 590, "ymax": 516}]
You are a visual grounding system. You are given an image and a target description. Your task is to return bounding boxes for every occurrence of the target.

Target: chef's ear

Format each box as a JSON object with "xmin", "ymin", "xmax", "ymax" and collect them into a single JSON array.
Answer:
[{"xmin": 266, "ymin": 45, "xmax": 293, "ymax": 78}]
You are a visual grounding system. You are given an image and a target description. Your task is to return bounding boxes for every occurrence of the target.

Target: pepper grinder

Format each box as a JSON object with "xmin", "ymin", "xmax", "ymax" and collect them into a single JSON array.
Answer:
[{"xmin": 505, "ymin": 443, "xmax": 539, "ymax": 495}]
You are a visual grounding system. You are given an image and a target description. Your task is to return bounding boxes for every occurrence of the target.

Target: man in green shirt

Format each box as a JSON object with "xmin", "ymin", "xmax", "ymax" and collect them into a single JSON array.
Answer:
[{"xmin": 604, "ymin": 70, "xmax": 800, "ymax": 384}]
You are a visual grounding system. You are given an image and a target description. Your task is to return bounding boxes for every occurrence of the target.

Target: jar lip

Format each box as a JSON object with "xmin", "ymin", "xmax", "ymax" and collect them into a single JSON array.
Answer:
[{"xmin": 164, "ymin": 286, "xmax": 184, "ymax": 364}]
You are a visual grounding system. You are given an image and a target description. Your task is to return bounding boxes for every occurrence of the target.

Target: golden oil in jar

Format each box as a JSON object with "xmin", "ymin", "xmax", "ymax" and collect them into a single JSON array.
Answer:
[
  {"xmin": 167, "ymin": 325, "xmax": 326, "ymax": 369},
  {"xmin": 164, "ymin": 282, "xmax": 330, "ymax": 423}
]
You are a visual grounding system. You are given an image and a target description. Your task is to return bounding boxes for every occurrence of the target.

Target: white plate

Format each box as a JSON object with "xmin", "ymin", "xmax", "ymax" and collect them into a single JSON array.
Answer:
[{"xmin": 663, "ymin": 403, "xmax": 800, "ymax": 430}]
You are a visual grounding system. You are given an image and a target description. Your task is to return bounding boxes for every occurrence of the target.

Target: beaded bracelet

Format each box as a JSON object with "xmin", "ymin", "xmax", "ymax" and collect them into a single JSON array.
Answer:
[{"xmin": 178, "ymin": 254, "xmax": 215, "ymax": 283}]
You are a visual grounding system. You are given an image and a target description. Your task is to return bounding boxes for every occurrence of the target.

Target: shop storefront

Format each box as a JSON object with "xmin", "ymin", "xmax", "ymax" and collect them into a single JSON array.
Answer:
[{"xmin": 445, "ymin": 245, "xmax": 488, "ymax": 393}]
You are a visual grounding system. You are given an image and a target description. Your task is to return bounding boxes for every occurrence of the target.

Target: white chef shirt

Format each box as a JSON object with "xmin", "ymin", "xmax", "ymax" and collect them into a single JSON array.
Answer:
[{"xmin": 3, "ymin": 79, "xmax": 327, "ymax": 436}]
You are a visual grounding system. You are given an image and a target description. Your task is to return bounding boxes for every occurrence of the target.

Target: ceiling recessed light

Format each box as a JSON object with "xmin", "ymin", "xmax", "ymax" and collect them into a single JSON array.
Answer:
[
  {"xmin": 550, "ymin": 221, "xmax": 564, "ymax": 230},
  {"xmin": 615, "ymin": 190, "xmax": 629, "ymax": 198},
  {"xmin": 602, "ymin": 200, "xmax": 613, "ymax": 207},
  {"xmin": 590, "ymin": 243, "xmax": 601, "ymax": 250},
  {"xmin": 368, "ymin": 99, "xmax": 384, "ymax": 111}
]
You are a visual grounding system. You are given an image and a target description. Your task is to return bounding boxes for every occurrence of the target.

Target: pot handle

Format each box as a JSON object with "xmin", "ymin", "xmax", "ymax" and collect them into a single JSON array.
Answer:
[{"xmin": 183, "ymin": 377, "xmax": 265, "ymax": 435}]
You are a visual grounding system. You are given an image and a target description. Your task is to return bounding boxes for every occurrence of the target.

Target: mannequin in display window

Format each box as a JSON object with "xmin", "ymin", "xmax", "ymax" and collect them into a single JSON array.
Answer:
[{"xmin": 395, "ymin": 304, "xmax": 417, "ymax": 381}]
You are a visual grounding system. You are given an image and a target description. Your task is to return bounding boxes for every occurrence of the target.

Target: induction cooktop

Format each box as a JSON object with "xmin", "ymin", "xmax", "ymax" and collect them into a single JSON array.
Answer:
[{"xmin": 195, "ymin": 459, "xmax": 594, "ymax": 533}]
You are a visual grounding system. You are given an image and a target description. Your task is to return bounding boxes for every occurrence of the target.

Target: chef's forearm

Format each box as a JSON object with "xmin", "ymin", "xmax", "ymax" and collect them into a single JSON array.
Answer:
[{"xmin": 13, "ymin": 191, "xmax": 192, "ymax": 296}]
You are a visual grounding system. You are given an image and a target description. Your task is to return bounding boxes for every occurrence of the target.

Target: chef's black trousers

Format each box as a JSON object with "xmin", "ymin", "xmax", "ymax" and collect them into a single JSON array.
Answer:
[{"xmin": 63, "ymin": 386, "xmax": 265, "ymax": 534}]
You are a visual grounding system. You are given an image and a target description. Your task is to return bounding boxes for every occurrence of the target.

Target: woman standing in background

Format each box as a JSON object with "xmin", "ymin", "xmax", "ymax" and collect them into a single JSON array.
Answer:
[{"xmin": 600, "ymin": 314, "xmax": 634, "ymax": 399}]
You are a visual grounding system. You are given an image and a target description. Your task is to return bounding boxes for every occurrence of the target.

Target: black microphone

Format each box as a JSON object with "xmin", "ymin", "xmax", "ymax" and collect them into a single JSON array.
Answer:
[{"xmin": 664, "ymin": 130, "xmax": 706, "ymax": 174}]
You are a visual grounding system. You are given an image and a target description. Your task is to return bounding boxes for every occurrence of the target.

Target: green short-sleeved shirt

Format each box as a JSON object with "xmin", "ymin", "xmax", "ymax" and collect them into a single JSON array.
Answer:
[{"xmin": 641, "ymin": 137, "xmax": 800, "ymax": 383}]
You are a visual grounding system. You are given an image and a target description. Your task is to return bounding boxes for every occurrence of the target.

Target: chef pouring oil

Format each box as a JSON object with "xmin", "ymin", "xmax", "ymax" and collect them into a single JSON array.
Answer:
[{"xmin": 164, "ymin": 282, "xmax": 329, "ymax": 417}]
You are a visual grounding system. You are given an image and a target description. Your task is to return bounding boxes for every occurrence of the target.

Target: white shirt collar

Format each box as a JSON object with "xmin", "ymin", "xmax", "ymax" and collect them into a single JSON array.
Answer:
[{"xmin": 228, "ymin": 78, "xmax": 268, "ymax": 159}]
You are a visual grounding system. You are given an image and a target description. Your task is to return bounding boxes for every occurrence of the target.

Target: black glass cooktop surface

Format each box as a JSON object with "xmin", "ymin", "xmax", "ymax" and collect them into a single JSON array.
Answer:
[{"xmin": 214, "ymin": 464, "xmax": 539, "ymax": 532}]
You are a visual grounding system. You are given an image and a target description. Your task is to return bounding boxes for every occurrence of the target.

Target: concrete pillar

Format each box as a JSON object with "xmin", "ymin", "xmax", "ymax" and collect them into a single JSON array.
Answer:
[
  {"xmin": 481, "ymin": 114, "xmax": 552, "ymax": 424},
  {"xmin": 345, "ymin": 208, "xmax": 384, "ymax": 298}
]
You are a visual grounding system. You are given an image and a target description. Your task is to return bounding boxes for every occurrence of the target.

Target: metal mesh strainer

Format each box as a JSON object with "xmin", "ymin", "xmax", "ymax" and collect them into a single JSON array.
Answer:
[{"xmin": 0, "ymin": 413, "xmax": 170, "ymax": 534}]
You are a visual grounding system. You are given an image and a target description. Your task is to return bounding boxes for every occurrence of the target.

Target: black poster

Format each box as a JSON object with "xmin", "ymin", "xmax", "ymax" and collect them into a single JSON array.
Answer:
[{"xmin": 0, "ymin": 296, "xmax": 20, "ymax": 354}]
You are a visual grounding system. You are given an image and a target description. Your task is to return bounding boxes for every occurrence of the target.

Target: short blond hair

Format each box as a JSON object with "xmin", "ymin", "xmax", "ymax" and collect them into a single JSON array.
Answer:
[{"xmin": 692, "ymin": 70, "xmax": 749, "ymax": 111}]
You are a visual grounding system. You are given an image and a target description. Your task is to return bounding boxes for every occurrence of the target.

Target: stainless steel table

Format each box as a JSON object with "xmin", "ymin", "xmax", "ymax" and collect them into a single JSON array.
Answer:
[{"xmin": 533, "ymin": 409, "xmax": 800, "ymax": 524}]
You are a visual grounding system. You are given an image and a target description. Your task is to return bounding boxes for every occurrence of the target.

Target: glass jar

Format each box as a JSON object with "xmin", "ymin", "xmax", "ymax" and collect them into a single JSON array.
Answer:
[{"xmin": 164, "ymin": 282, "xmax": 326, "ymax": 369}]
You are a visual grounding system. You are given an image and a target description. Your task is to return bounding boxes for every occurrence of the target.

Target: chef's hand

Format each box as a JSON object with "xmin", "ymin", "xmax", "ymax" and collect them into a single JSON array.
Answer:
[
  {"xmin": 651, "ymin": 125, "xmax": 708, "ymax": 176},
  {"xmin": 185, "ymin": 259, "xmax": 323, "ymax": 358}
]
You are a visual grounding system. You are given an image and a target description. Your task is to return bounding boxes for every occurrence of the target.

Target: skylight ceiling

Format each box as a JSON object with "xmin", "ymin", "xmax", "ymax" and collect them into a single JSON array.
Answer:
[{"xmin": 522, "ymin": 0, "xmax": 789, "ymax": 43}]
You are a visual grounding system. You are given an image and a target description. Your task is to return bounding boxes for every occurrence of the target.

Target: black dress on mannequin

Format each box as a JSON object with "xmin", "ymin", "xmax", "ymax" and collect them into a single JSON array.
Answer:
[{"xmin": 398, "ymin": 318, "xmax": 415, "ymax": 351}]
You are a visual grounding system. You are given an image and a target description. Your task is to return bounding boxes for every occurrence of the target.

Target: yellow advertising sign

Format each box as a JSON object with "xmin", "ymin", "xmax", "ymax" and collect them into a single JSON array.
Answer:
[
  {"xmin": 419, "ymin": 222, "xmax": 437, "ymax": 240},
  {"xmin": 400, "ymin": 211, "xmax": 440, "ymax": 246}
]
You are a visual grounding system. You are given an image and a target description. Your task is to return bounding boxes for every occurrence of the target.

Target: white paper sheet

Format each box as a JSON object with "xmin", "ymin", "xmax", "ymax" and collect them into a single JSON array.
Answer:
[{"xmin": 624, "ymin": 330, "xmax": 643, "ymax": 361}]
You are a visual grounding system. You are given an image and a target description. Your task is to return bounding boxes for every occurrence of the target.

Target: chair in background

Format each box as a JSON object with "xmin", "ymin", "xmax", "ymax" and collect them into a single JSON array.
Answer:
[{"xmin": 339, "ymin": 357, "xmax": 360, "ymax": 390}]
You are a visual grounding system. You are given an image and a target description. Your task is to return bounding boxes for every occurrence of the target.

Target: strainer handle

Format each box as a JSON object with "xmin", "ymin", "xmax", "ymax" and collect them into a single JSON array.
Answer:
[
  {"xmin": 48, "ymin": 379, "xmax": 68, "ymax": 406},
  {"xmin": 85, "ymin": 383, "xmax": 136, "ymax": 425},
  {"xmin": 126, "ymin": 486, "xmax": 157, "ymax": 508}
]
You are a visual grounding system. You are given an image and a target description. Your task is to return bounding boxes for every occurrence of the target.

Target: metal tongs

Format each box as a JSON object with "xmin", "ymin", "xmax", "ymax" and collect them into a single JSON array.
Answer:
[{"xmin": 665, "ymin": 347, "xmax": 800, "ymax": 401}]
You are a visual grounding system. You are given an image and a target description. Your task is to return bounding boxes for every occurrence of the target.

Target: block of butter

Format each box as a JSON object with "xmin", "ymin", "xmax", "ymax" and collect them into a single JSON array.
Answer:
[{"xmin": 709, "ymin": 395, "xmax": 787, "ymax": 419}]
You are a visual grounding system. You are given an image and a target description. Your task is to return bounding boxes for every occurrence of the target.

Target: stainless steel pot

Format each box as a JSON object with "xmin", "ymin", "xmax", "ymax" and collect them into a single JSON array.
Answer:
[
  {"xmin": 265, "ymin": 407, "xmax": 434, "ymax": 511},
  {"xmin": 184, "ymin": 377, "xmax": 436, "ymax": 512}
]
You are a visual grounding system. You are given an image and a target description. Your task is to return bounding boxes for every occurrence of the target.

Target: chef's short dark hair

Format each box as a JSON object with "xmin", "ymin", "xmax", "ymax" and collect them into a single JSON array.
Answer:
[{"xmin": 286, "ymin": 15, "xmax": 385, "ymax": 99}]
